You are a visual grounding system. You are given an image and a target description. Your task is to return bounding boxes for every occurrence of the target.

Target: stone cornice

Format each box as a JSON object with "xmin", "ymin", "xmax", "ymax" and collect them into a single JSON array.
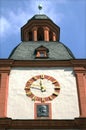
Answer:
[
  {"xmin": 0, "ymin": 59, "xmax": 86, "ymax": 67},
  {"xmin": 0, "ymin": 118, "xmax": 86, "ymax": 129}
]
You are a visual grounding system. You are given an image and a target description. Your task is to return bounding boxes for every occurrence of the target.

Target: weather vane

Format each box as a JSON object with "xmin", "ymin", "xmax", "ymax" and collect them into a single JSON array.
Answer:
[{"xmin": 38, "ymin": 4, "xmax": 43, "ymax": 14}]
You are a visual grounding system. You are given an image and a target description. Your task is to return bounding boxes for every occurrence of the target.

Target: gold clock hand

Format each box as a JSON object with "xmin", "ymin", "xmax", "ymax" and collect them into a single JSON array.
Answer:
[
  {"xmin": 41, "ymin": 87, "xmax": 46, "ymax": 92},
  {"xmin": 40, "ymin": 80, "xmax": 42, "ymax": 86},
  {"xmin": 40, "ymin": 80, "xmax": 46, "ymax": 92},
  {"xmin": 40, "ymin": 80, "xmax": 44, "ymax": 92},
  {"xmin": 31, "ymin": 83, "xmax": 40, "ymax": 87}
]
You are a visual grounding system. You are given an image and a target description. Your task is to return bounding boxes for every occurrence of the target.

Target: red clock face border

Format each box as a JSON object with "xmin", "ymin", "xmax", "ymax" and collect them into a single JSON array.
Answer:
[{"xmin": 25, "ymin": 75, "xmax": 60, "ymax": 102}]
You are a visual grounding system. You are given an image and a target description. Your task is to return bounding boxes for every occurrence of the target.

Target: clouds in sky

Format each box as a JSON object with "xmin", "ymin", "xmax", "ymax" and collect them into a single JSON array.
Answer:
[
  {"xmin": 0, "ymin": 0, "xmax": 86, "ymax": 58},
  {"xmin": 0, "ymin": 0, "xmax": 65, "ymax": 37},
  {"xmin": 1, "ymin": 17, "xmax": 10, "ymax": 35}
]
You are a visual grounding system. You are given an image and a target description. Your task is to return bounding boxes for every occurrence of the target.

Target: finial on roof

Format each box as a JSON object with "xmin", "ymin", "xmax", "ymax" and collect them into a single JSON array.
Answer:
[{"xmin": 38, "ymin": 4, "xmax": 42, "ymax": 14}]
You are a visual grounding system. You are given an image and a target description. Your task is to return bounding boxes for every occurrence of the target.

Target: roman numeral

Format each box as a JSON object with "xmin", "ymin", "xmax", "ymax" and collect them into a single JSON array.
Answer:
[{"xmin": 53, "ymin": 92, "xmax": 58, "ymax": 96}]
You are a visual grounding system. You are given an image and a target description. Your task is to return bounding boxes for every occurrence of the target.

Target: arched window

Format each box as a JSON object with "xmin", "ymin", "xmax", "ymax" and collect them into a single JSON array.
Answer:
[
  {"xmin": 29, "ymin": 31, "xmax": 33, "ymax": 41},
  {"xmin": 37, "ymin": 27, "xmax": 44, "ymax": 41},
  {"xmin": 49, "ymin": 31, "xmax": 53, "ymax": 41}
]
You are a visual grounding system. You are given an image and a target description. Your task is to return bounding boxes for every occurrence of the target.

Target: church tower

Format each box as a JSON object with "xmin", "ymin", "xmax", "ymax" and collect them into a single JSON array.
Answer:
[{"xmin": 0, "ymin": 8, "xmax": 86, "ymax": 129}]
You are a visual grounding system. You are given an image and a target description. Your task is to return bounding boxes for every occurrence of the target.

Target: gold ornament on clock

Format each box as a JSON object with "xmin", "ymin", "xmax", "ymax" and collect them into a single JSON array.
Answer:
[{"xmin": 25, "ymin": 75, "xmax": 60, "ymax": 102}]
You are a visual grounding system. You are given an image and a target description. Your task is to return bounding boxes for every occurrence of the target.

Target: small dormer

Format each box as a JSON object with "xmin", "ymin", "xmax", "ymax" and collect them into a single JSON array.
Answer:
[
  {"xmin": 35, "ymin": 45, "xmax": 49, "ymax": 58},
  {"xmin": 21, "ymin": 14, "xmax": 60, "ymax": 42}
]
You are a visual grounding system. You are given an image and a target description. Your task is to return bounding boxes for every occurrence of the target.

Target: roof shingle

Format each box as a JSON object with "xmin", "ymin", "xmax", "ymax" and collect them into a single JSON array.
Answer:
[{"xmin": 9, "ymin": 41, "xmax": 75, "ymax": 60}]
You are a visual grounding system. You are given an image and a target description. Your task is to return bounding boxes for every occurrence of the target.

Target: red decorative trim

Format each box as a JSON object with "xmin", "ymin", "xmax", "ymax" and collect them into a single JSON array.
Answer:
[
  {"xmin": 0, "ymin": 67, "xmax": 11, "ymax": 117},
  {"xmin": 74, "ymin": 67, "xmax": 86, "ymax": 117},
  {"xmin": 0, "ymin": 73, "xmax": 9, "ymax": 117}
]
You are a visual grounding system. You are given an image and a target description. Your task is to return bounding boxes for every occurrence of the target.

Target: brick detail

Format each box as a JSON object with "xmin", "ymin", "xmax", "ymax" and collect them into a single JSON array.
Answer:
[
  {"xmin": 53, "ymin": 32, "xmax": 56, "ymax": 41},
  {"xmin": 32, "ymin": 27, "xmax": 37, "ymax": 41},
  {"xmin": 44, "ymin": 27, "xmax": 49, "ymax": 41},
  {"xmin": 74, "ymin": 67, "xmax": 86, "ymax": 117}
]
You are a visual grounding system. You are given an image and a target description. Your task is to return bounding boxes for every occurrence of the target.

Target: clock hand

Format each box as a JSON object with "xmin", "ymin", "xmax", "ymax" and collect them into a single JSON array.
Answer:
[
  {"xmin": 41, "ymin": 86, "xmax": 46, "ymax": 92},
  {"xmin": 31, "ymin": 86, "xmax": 41, "ymax": 90},
  {"xmin": 31, "ymin": 83, "xmax": 40, "ymax": 87},
  {"xmin": 40, "ymin": 80, "xmax": 46, "ymax": 92},
  {"xmin": 31, "ymin": 82, "xmax": 46, "ymax": 92}
]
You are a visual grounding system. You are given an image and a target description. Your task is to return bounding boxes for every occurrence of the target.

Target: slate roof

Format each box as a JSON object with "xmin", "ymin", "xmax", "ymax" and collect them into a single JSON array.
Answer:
[
  {"xmin": 9, "ymin": 41, "xmax": 75, "ymax": 60},
  {"xmin": 30, "ymin": 14, "xmax": 50, "ymax": 20}
]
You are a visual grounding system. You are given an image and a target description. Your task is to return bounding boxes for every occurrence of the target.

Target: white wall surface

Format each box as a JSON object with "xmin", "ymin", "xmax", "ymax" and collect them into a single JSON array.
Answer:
[{"xmin": 7, "ymin": 67, "xmax": 79, "ymax": 119}]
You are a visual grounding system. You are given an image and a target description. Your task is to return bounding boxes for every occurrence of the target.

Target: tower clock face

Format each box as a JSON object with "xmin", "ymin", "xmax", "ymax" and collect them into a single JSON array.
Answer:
[{"xmin": 25, "ymin": 75, "xmax": 60, "ymax": 102}]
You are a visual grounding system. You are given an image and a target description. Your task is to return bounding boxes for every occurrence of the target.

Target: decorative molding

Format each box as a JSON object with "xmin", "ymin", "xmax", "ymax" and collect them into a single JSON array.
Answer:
[
  {"xmin": 74, "ymin": 67, "xmax": 86, "ymax": 73},
  {"xmin": 0, "ymin": 59, "xmax": 86, "ymax": 67},
  {"xmin": 0, "ymin": 67, "xmax": 11, "ymax": 74},
  {"xmin": 0, "ymin": 118, "xmax": 86, "ymax": 129}
]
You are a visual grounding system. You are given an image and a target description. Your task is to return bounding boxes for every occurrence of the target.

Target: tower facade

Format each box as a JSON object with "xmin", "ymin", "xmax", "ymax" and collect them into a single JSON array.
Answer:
[{"xmin": 0, "ymin": 14, "xmax": 86, "ymax": 129}]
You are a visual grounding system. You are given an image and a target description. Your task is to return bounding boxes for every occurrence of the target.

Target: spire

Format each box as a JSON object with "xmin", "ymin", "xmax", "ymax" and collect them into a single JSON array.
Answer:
[{"xmin": 38, "ymin": 4, "xmax": 43, "ymax": 14}]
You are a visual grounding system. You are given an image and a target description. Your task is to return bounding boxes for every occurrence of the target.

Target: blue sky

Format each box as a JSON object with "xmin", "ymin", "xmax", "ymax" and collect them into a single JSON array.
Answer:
[{"xmin": 0, "ymin": 0, "xmax": 86, "ymax": 59}]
